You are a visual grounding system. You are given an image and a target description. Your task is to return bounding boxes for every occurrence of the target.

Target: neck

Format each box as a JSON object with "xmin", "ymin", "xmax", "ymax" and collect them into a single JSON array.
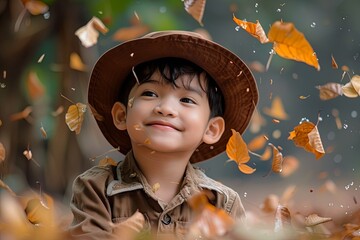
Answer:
[{"xmin": 132, "ymin": 148, "xmax": 191, "ymax": 203}]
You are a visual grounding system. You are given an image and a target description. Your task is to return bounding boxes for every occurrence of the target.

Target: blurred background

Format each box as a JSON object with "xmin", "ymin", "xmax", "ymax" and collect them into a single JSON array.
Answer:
[{"xmin": 0, "ymin": 0, "xmax": 359, "ymax": 227}]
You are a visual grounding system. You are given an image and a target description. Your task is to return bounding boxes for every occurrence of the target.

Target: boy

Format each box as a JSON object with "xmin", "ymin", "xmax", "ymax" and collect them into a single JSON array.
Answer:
[{"xmin": 69, "ymin": 31, "xmax": 258, "ymax": 239}]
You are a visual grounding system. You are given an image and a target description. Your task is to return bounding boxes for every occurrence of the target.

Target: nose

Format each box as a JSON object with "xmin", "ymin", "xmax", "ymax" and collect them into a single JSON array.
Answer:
[{"xmin": 154, "ymin": 98, "xmax": 178, "ymax": 117}]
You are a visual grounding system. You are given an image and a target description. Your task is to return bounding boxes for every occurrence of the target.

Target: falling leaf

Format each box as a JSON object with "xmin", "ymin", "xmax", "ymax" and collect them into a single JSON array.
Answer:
[
  {"xmin": 65, "ymin": 103, "xmax": 87, "ymax": 134},
  {"xmin": 0, "ymin": 142, "xmax": 5, "ymax": 163},
  {"xmin": 280, "ymin": 156, "xmax": 299, "ymax": 177},
  {"xmin": 184, "ymin": 0, "xmax": 206, "ymax": 26},
  {"xmin": 304, "ymin": 214, "xmax": 332, "ymax": 227},
  {"xmin": 331, "ymin": 54, "xmax": 338, "ymax": 69},
  {"xmin": 151, "ymin": 183, "xmax": 160, "ymax": 193},
  {"xmin": 113, "ymin": 25, "xmax": 150, "ymax": 42},
  {"xmin": 233, "ymin": 16, "xmax": 269, "ymax": 43},
  {"xmin": 288, "ymin": 121, "xmax": 325, "ymax": 159},
  {"xmin": 70, "ymin": 52, "xmax": 87, "ymax": 71},
  {"xmin": 247, "ymin": 135, "xmax": 267, "ymax": 152},
  {"xmin": 226, "ymin": 129, "xmax": 255, "ymax": 174},
  {"xmin": 269, "ymin": 143, "xmax": 283, "ymax": 173},
  {"xmin": 268, "ymin": 21, "xmax": 320, "ymax": 70},
  {"xmin": 342, "ymin": 75, "xmax": 360, "ymax": 98},
  {"xmin": 248, "ymin": 60, "xmax": 266, "ymax": 73},
  {"xmin": 40, "ymin": 126, "xmax": 47, "ymax": 139},
  {"xmin": 187, "ymin": 192, "xmax": 235, "ymax": 238},
  {"xmin": 316, "ymin": 83, "xmax": 343, "ymax": 100},
  {"xmin": 261, "ymin": 194, "xmax": 279, "ymax": 213},
  {"xmin": 274, "ymin": 205, "xmax": 292, "ymax": 232},
  {"xmin": 280, "ymin": 185, "xmax": 296, "ymax": 206},
  {"xmin": 25, "ymin": 194, "xmax": 54, "ymax": 225},
  {"xmin": 260, "ymin": 146, "xmax": 272, "ymax": 160},
  {"xmin": 75, "ymin": 17, "xmax": 108, "ymax": 48},
  {"xmin": 98, "ymin": 157, "xmax": 117, "ymax": 167},
  {"xmin": 27, "ymin": 71, "xmax": 45, "ymax": 100},
  {"xmin": 319, "ymin": 179, "xmax": 337, "ymax": 194},
  {"xmin": 51, "ymin": 105, "xmax": 64, "ymax": 117},
  {"xmin": 21, "ymin": 0, "xmax": 49, "ymax": 15},
  {"xmin": 10, "ymin": 106, "xmax": 33, "ymax": 122},
  {"xmin": 249, "ymin": 110, "xmax": 266, "ymax": 133},
  {"xmin": 263, "ymin": 96, "xmax": 289, "ymax": 120}
]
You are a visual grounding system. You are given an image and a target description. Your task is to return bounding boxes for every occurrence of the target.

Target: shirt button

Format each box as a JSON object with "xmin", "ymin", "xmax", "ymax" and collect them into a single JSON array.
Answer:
[{"xmin": 161, "ymin": 214, "xmax": 171, "ymax": 225}]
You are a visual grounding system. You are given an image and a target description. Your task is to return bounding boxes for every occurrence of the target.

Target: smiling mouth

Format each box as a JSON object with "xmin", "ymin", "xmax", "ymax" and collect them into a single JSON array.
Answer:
[{"xmin": 146, "ymin": 121, "xmax": 179, "ymax": 131}]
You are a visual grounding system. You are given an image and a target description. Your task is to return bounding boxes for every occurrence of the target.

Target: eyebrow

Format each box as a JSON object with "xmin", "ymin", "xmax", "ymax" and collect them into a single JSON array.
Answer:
[{"xmin": 143, "ymin": 79, "xmax": 205, "ymax": 97}]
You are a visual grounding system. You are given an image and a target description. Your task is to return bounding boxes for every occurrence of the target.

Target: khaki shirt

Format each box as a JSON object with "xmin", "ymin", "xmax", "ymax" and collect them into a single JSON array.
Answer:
[{"xmin": 69, "ymin": 151, "xmax": 246, "ymax": 239}]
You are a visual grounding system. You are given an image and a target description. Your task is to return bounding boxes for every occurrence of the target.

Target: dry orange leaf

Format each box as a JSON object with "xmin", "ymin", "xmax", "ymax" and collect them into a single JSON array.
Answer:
[
  {"xmin": 75, "ymin": 17, "xmax": 108, "ymax": 47},
  {"xmin": 247, "ymin": 135, "xmax": 267, "ymax": 151},
  {"xmin": 0, "ymin": 142, "xmax": 5, "ymax": 163},
  {"xmin": 25, "ymin": 194, "xmax": 54, "ymax": 225},
  {"xmin": 260, "ymin": 145, "xmax": 272, "ymax": 161},
  {"xmin": 280, "ymin": 156, "xmax": 299, "ymax": 177},
  {"xmin": 98, "ymin": 157, "xmax": 117, "ymax": 167},
  {"xmin": 263, "ymin": 96, "xmax": 289, "ymax": 120},
  {"xmin": 27, "ymin": 71, "xmax": 45, "ymax": 100},
  {"xmin": 305, "ymin": 213, "xmax": 332, "ymax": 227},
  {"xmin": 331, "ymin": 54, "xmax": 338, "ymax": 69},
  {"xmin": 70, "ymin": 52, "xmax": 87, "ymax": 71},
  {"xmin": 316, "ymin": 83, "xmax": 343, "ymax": 100},
  {"xmin": 261, "ymin": 194, "xmax": 279, "ymax": 213},
  {"xmin": 184, "ymin": 0, "xmax": 206, "ymax": 26},
  {"xmin": 21, "ymin": 0, "xmax": 49, "ymax": 15},
  {"xmin": 65, "ymin": 103, "xmax": 87, "ymax": 134},
  {"xmin": 342, "ymin": 75, "xmax": 360, "ymax": 98},
  {"xmin": 226, "ymin": 129, "xmax": 255, "ymax": 174},
  {"xmin": 113, "ymin": 25, "xmax": 150, "ymax": 42},
  {"xmin": 268, "ymin": 21, "xmax": 320, "ymax": 71},
  {"xmin": 188, "ymin": 192, "xmax": 235, "ymax": 238},
  {"xmin": 288, "ymin": 121, "xmax": 325, "ymax": 159},
  {"xmin": 233, "ymin": 16, "xmax": 269, "ymax": 43},
  {"xmin": 269, "ymin": 143, "xmax": 284, "ymax": 173}
]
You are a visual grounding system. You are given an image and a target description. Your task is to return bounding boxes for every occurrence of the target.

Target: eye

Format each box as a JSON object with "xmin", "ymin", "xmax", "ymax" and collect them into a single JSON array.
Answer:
[
  {"xmin": 141, "ymin": 90, "xmax": 157, "ymax": 97},
  {"xmin": 180, "ymin": 97, "xmax": 196, "ymax": 104}
]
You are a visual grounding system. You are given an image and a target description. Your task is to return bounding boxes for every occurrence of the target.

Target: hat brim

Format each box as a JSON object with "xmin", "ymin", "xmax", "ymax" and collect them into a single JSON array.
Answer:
[{"xmin": 88, "ymin": 31, "xmax": 258, "ymax": 163}]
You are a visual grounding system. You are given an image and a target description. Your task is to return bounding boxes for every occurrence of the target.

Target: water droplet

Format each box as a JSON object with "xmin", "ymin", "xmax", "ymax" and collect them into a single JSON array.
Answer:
[
  {"xmin": 343, "ymin": 124, "xmax": 348, "ymax": 129},
  {"xmin": 244, "ymin": 192, "xmax": 247, "ymax": 197},
  {"xmin": 255, "ymin": 10, "xmax": 258, "ymax": 13},
  {"xmin": 318, "ymin": 116, "xmax": 323, "ymax": 121},
  {"xmin": 310, "ymin": 22, "xmax": 316, "ymax": 28},
  {"xmin": 351, "ymin": 110, "xmax": 357, "ymax": 118},
  {"xmin": 253, "ymin": 50, "xmax": 256, "ymax": 53},
  {"xmin": 235, "ymin": 26, "xmax": 240, "ymax": 31},
  {"xmin": 299, "ymin": 117, "xmax": 309, "ymax": 124},
  {"xmin": 255, "ymin": 3, "xmax": 258, "ymax": 7},
  {"xmin": 276, "ymin": 8, "xmax": 281, "ymax": 12}
]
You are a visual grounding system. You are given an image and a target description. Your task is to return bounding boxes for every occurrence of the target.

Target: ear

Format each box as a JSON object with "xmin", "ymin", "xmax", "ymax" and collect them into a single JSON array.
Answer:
[
  {"xmin": 111, "ymin": 102, "xmax": 127, "ymax": 130},
  {"xmin": 202, "ymin": 116, "xmax": 225, "ymax": 144}
]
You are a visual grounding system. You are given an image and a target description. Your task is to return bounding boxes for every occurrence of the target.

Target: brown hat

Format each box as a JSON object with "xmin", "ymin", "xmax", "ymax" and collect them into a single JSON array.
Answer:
[{"xmin": 88, "ymin": 30, "xmax": 258, "ymax": 163}]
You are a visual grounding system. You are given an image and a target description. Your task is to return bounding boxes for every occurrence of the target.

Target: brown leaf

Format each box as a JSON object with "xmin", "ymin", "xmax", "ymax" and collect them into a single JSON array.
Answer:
[
  {"xmin": 316, "ymin": 83, "xmax": 343, "ymax": 100},
  {"xmin": 268, "ymin": 21, "xmax": 320, "ymax": 70},
  {"xmin": 65, "ymin": 103, "xmax": 87, "ymax": 134},
  {"xmin": 233, "ymin": 16, "xmax": 269, "ymax": 43},
  {"xmin": 261, "ymin": 194, "xmax": 279, "ymax": 213},
  {"xmin": 288, "ymin": 121, "xmax": 325, "ymax": 159},
  {"xmin": 331, "ymin": 54, "xmax": 338, "ymax": 69},
  {"xmin": 0, "ymin": 142, "xmax": 5, "ymax": 163},
  {"xmin": 263, "ymin": 96, "xmax": 289, "ymax": 120},
  {"xmin": 188, "ymin": 192, "xmax": 235, "ymax": 238},
  {"xmin": 249, "ymin": 110, "xmax": 266, "ymax": 133},
  {"xmin": 27, "ymin": 71, "xmax": 45, "ymax": 100},
  {"xmin": 22, "ymin": 0, "xmax": 49, "ymax": 15},
  {"xmin": 113, "ymin": 25, "xmax": 150, "ymax": 42},
  {"xmin": 70, "ymin": 52, "xmax": 87, "ymax": 71},
  {"xmin": 75, "ymin": 17, "xmax": 108, "ymax": 47},
  {"xmin": 274, "ymin": 205, "xmax": 292, "ymax": 232},
  {"xmin": 184, "ymin": 0, "xmax": 206, "ymax": 26},
  {"xmin": 226, "ymin": 129, "xmax": 255, "ymax": 174},
  {"xmin": 247, "ymin": 135, "xmax": 267, "ymax": 151},
  {"xmin": 342, "ymin": 75, "xmax": 360, "ymax": 98},
  {"xmin": 304, "ymin": 213, "xmax": 332, "ymax": 227},
  {"xmin": 268, "ymin": 143, "xmax": 283, "ymax": 173}
]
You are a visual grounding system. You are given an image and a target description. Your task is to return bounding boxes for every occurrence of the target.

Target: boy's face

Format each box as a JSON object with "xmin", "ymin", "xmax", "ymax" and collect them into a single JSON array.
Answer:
[{"xmin": 119, "ymin": 70, "xmax": 224, "ymax": 156}]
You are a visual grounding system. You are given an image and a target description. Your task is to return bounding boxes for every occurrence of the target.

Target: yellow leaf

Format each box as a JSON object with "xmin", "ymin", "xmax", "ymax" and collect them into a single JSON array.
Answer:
[
  {"xmin": 25, "ymin": 195, "xmax": 54, "ymax": 225},
  {"xmin": 263, "ymin": 96, "xmax": 289, "ymax": 120},
  {"xmin": 98, "ymin": 157, "xmax": 117, "ymax": 167},
  {"xmin": 184, "ymin": 0, "xmax": 206, "ymax": 26},
  {"xmin": 268, "ymin": 21, "xmax": 320, "ymax": 71},
  {"xmin": 226, "ymin": 129, "xmax": 250, "ymax": 164},
  {"xmin": 233, "ymin": 16, "xmax": 269, "ymax": 43},
  {"xmin": 70, "ymin": 52, "xmax": 87, "ymax": 71},
  {"xmin": 238, "ymin": 163, "xmax": 256, "ymax": 174},
  {"xmin": 65, "ymin": 103, "xmax": 87, "ymax": 134},
  {"xmin": 248, "ymin": 135, "xmax": 267, "ymax": 151}
]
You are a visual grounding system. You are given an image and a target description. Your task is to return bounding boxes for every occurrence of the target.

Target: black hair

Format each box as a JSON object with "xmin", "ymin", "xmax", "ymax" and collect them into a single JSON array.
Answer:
[{"xmin": 119, "ymin": 58, "xmax": 224, "ymax": 118}]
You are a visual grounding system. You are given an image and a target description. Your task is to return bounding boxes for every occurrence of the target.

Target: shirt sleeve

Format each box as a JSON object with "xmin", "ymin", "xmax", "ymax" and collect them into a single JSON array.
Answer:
[
  {"xmin": 228, "ymin": 192, "xmax": 247, "ymax": 224},
  {"xmin": 68, "ymin": 166, "xmax": 115, "ymax": 240}
]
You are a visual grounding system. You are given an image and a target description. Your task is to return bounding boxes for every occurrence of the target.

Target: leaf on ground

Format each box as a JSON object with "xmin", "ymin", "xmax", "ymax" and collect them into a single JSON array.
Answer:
[
  {"xmin": 75, "ymin": 17, "xmax": 108, "ymax": 47},
  {"xmin": 288, "ymin": 121, "xmax": 325, "ymax": 159},
  {"xmin": 316, "ymin": 83, "xmax": 343, "ymax": 100},
  {"xmin": 268, "ymin": 21, "xmax": 320, "ymax": 71},
  {"xmin": 184, "ymin": 0, "xmax": 206, "ymax": 26},
  {"xmin": 233, "ymin": 16, "xmax": 269, "ymax": 43},
  {"xmin": 226, "ymin": 129, "xmax": 255, "ymax": 174},
  {"xmin": 263, "ymin": 96, "xmax": 289, "ymax": 120},
  {"xmin": 65, "ymin": 103, "xmax": 87, "ymax": 134}
]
